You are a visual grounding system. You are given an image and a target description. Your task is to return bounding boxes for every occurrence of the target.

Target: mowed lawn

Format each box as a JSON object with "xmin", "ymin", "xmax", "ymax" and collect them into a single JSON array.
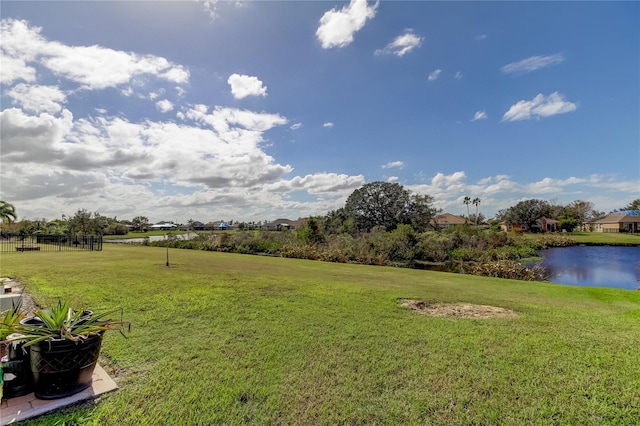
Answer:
[
  {"xmin": 2, "ymin": 245, "xmax": 639, "ymax": 425},
  {"xmin": 567, "ymin": 232, "xmax": 640, "ymax": 245}
]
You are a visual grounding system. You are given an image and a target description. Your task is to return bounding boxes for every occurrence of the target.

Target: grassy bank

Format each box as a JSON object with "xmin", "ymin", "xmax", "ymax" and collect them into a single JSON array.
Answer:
[
  {"xmin": 567, "ymin": 232, "xmax": 640, "ymax": 245},
  {"xmin": 518, "ymin": 231, "xmax": 640, "ymax": 246},
  {"xmin": 2, "ymin": 245, "xmax": 639, "ymax": 425}
]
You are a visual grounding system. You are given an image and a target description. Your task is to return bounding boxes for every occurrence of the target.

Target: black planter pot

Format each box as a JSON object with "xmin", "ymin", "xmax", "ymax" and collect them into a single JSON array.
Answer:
[
  {"xmin": 2, "ymin": 357, "xmax": 34, "ymax": 398},
  {"xmin": 29, "ymin": 333, "xmax": 103, "ymax": 399},
  {"xmin": 20, "ymin": 316, "xmax": 46, "ymax": 327},
  {"xmin": 78, "ymin": 310, "xmax": 93, "ymax": 325},
  {"xmin": 2, "ymin": 336, "xmax": 33, "ymax": 398},
  {"xmin": 7, "ymin": 340, "xmax": 30, "ymax": 361}
]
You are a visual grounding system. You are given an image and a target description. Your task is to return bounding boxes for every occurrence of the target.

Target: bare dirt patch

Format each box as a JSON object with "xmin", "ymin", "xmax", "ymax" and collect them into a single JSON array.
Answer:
[{"xmin": 398, "ymin": 299, "xmax": 517, "ymax": 319}]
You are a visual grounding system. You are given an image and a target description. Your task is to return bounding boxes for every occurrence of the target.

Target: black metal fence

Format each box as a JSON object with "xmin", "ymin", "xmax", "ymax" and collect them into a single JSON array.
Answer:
[{"xmin": 0, "ymin": 233, "xmax": 103, "ymax": 253}]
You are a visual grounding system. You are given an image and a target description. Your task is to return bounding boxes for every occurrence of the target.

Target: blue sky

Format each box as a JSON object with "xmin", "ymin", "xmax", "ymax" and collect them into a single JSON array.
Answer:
[{"xmin": 1, "ymin": 1, "xmax": 638, "ymax": 224}]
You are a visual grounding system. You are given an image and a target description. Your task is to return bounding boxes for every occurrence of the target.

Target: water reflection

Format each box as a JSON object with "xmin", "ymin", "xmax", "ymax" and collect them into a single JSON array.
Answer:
[{"xmin": 538, "ymin": 246, "xmax": 640, "ymax": 290}]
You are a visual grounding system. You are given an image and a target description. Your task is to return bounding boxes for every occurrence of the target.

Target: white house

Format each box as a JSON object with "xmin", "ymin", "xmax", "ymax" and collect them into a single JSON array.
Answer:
[{"xmin": 150, "ymin": 223, "xmax": 178, "ymax": 230}]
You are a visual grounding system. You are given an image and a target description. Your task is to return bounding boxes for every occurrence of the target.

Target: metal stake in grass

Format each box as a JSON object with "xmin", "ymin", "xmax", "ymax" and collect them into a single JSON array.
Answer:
[{"xmin": 165, "ymin": 233, "xmax": 170, "ymax": 267}]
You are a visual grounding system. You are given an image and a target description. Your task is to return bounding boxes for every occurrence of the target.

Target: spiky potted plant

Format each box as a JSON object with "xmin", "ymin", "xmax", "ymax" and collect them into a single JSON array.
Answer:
[
  {"xmin": 7, "ymin": 300, "xmax": 128, "ymax": 399},
  {"xmin": 1, "ymin": 300, "xmax": 26, "ymax": 356}
]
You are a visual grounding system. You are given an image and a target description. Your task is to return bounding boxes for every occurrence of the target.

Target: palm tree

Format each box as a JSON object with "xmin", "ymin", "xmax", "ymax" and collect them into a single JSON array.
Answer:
[
  {"xmin": 472, "ymin": 197, "xmax": 481, "ymax": 225},
  {"xmin": 0, "ymin": 201, "xmax": 17, "ymax": 226},
  {"xmin": 463, "ymin": 196, "xmax": 471, "ymax": 223}
]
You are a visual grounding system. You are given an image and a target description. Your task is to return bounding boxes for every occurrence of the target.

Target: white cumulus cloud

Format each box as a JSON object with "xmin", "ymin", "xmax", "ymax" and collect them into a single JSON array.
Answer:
[
  {"xmin": 428, "ymin": 69, "xmax": 442, "ymax": 81},
  {"xmin": 501, "ymin": 53, "xmax": 565, "ymax": 75},
  {"xmin": 200, "ymin": 0, "xmax": 243, "ymax": 21},
  {"xmin": 155, "ymin": 99, "xmax": 174, "ymax": 113},
  {"xmin": 0, "ymin": 19, "xmax": 189, "ymax": 91},
  {"xmin": 382, "ymin": 161, "xmax": 404, "ymax": 169},
  {"xmin": 472, "ymin": 111, "xmax": 488, "ymax": 121},
  {"xmin": 316, "ymin": 0, "xmax": 378, "ymax": 49},
  {"xmin": 375, "ymin": 29, "xmax": 423, "ymax": 57},
  {"xmin": 323, "ymin": 122, "xmax": 334, "ymax": 128},
  {"xmin": 265, "ymin": 173, "xmax": 365, "ymax": 195},
  {"xmin": 502, "ymin": 92, "xmax": 577, "ymax": 122},
  {"xmin": 227, "ymin": 73, "xmax": 267, "ymax": 99},
  {"xmin": 525, "ymin": 177, "xmax": 587, "ymax": 195},
  {"xmin": 6, "ymin": 83, "xmax": 66, "ymax": 114}
]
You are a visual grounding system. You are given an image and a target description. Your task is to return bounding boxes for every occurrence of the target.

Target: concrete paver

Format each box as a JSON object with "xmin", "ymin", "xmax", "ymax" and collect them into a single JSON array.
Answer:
[{"xmin": 1, "ymin": 364, "xmax": 117, "ymax": 425}]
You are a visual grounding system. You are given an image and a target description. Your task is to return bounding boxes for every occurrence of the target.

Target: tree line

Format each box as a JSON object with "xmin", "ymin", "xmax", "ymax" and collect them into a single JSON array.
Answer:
[{"xmin": 1, "ymin": 192, "xmax": 638, "ymax": 236}]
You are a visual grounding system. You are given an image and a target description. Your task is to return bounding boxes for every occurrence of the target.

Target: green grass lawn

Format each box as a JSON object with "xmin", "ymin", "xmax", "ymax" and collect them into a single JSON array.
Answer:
[
  {"xmin": 2, "ymin": 245, "xmax": 639, "ymax": 425},
  {"xmin": 518, "ymin": 231, "xmax": 640, "ymax": 246},
  {"xmin": 567, "ymin": 232, "xmax": 640, "ymax": 245}
]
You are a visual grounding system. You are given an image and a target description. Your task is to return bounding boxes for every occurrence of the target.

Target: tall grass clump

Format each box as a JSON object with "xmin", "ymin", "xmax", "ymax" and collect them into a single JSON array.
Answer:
[{"xmin": 468, "ymin": 260, "xmax": 544, "ymax": 281}]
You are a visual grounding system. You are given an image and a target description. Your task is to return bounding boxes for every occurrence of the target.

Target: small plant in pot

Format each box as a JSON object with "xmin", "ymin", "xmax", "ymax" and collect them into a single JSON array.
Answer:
[
  {"xmin": 7, "ymin": 300, "xmax": 128, "ymax": 400},
  {"xmin": 1, "ymin": 299, "xmax": 27, "ymax": 356},
  {"xmin": 1, "ymin": 300, "xmax": 35, "ymax": 399}
]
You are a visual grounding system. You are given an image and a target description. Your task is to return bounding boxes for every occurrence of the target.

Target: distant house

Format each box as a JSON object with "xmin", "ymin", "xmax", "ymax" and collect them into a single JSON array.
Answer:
[
  {"xmin": 502, "ymin": 222, "xmax": 524, "ymax": 232},
  {"xmin": 211, "ymin": 221, "xmax": 232, "ymax": 230},
  {"xmin": 500, "ymin": 218, "xmax": 559, "ymax": 233},
  {"xmin": 534, "ymin": 218, "xmax": 559, "ymax": 233},
  {"xmin": 262, "ymin": 218, "xmax": 307, "ymax": 231},
  {"xmin": 189, "ymin": 221, "xmax": 207, "ymax": 230},
  {"xmin": 150, "ymin": 222, "xmax": 177, "ymax": 231},
  {"xmin": 588, "ymin": 212, "xmax": 640, "ymax": 233},
  {"xmin": 434, "ymin": 213, "xmax": 467, "ymax": 229}
]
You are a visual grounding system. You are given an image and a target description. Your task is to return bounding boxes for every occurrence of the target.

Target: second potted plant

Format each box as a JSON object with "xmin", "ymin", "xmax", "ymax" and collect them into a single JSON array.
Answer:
[{"xmin": 1, "ymin": 300, "xmax": 34, "ymax": 398}]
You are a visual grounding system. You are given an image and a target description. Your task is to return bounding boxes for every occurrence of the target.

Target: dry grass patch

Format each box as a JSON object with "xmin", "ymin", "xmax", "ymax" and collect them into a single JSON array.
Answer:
[{"xmin": 398, "ymin": 298, "xmax": 517, "ymax": 318}]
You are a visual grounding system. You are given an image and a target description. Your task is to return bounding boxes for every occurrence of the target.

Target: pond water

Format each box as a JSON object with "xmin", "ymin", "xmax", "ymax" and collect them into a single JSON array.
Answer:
[
  {"xmin": 537, "ymin": 246, "xmax": 640, "ymax": 290},
  {"xmin": 106, "ymin": 233, "xmax": 199, "ymax": 244}
]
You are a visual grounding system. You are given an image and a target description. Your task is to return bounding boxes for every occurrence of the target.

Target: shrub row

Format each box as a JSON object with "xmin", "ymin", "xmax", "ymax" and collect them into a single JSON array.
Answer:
[
  {"xmin": 147, "ymin": 227, "xmax": 573, "ymax": 280},
  {"xmin": 468, "ymin": 260, "xmax": 544, "ymax": 281}
]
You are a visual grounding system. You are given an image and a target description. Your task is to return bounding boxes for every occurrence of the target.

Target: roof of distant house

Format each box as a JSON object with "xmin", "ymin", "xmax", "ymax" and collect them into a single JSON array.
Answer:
[
  {"xmin": 592, "ymin": 213, "xmax": 640, "ymax": 224},
  {"xmin": 434, "ymin": 213, "xmax": 467, "ymax": 225},
  {"xmin": 539, "ymin": 218, "xmax": 559, "ymax": 224},
  {"xmin": 150, "ymin": 223, "xmax": 177, "ymax": 228}
]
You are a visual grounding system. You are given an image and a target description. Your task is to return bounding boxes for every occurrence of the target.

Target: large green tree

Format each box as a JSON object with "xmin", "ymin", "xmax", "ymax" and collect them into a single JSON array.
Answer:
[
  {"xmin": 560, "ymin": 200, "xmax": 597, "ymax": 231},
  {"xmin": 67, "ymin": 209, "xmax": 111, "ymax": 234},
  {"xmin": 68, "ymin": 209, "xmax": 94, "ymax": 234},
  {"xmin": 131, "ymin": 216, "xmax": 150, "ymax": 232},
  {"xmin": 297, "ymin": 216, "xmax": 324, "ymax": 245},
  {"xmin": 323, "ymin": 208, "xmax": 355, "ymax": 235},
  {"xmin": 622, "ymin": 199, "xmax": 640, "ymax": 211},
  {"xmin": 497, "ymin": 199, "xmax": 551, "ymax": 230},
  {"xmin": 343, "ymin": 182, "xmax": 438, "ymax": 232}
]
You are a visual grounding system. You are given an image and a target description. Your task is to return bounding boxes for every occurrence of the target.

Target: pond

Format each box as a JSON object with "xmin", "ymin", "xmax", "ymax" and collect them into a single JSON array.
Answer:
[{"xmin": 537, "ymin": 246, "xmax": 640, "ymax": 290}]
